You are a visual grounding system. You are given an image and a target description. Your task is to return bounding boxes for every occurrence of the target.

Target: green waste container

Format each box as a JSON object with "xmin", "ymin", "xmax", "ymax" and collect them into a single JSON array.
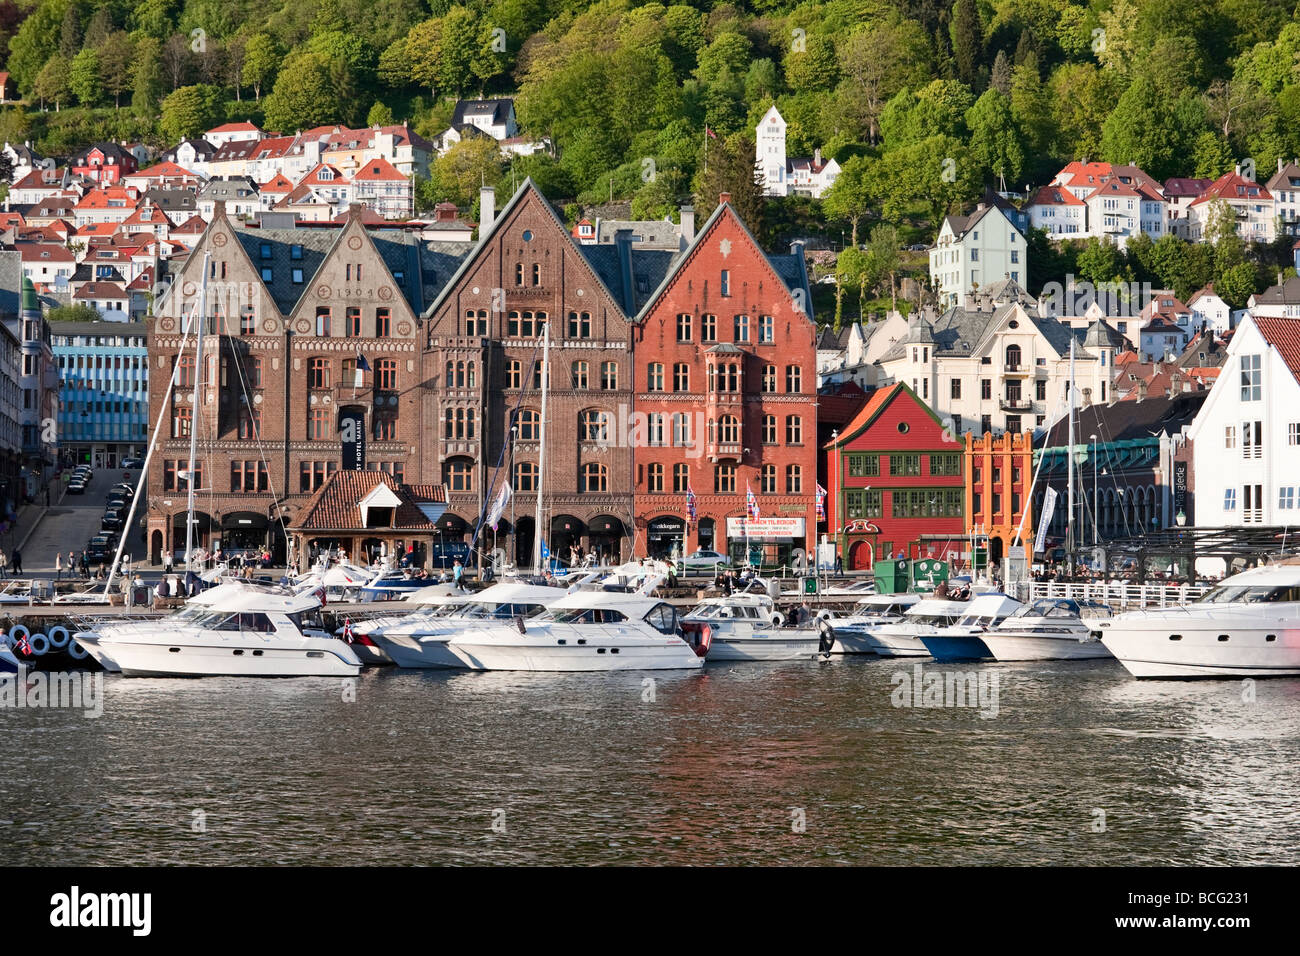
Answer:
[
  {"xmin": 911, "ymin": 558, "xmax": 950, "ymax": 588},
  {"xmin": 873, "ymin": 558, "xmax": 910, "ymax": 594},
  {"xmin": 802, "ymin": 576, "xmax": 818, "ymax": 595}
]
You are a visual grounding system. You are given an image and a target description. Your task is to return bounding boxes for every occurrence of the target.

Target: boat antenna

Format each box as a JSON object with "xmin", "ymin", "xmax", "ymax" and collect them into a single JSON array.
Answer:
[{"xmin": 532, "ymin": 320, "xmax": 549, "ymax": 575}]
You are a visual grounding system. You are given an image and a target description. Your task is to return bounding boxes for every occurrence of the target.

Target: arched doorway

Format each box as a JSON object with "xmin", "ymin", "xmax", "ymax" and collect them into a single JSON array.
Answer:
[
  {"xmin": 588, "ymin": 515, "xmax": 624, "ymax": 564},
  {"xmin": 150, "ymin": 529, "xmax": 163, "ymax": 566},
  {"xmin": 697, "ymin": 517, "xmax": 716, "ymax": 553},
  {"xmin": 433, "ymin": 513, "xmax": 470, "ymax": 568},
  {"xmin": 514, "ymin": 516, "xmax": 535, "ymax": 568},
  {"xmin": 550, "ymin": 514, "xmax": 585, "ymax": 566},
  {"xmin": 849, "ymin": 539, "xmax": 873, "ymax": 570},
  {"xmin": 646, "ymin": 515, "xmax": 685, "ymax": 560},
  {"xmin": 221, "ymin": 511, "xmax": 269, "ymax": 557},
  {"xmin": 171, "ymin": 511, "xmax": 215, "ymax": 557}
]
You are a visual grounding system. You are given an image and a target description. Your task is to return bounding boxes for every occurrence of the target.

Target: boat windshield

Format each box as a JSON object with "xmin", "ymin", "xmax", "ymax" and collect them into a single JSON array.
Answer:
[
  {"xmin": 537, "ymin": 607, "xmax": 630, "ymax": 624},
  {"xmin": 909, "ymin": 613, "xmax": 962, "ymax": 626},
  {"xmin": 169, "ymin": 609, "xmax": 271, "ymax": 630},
  {"xmin": 1009, "ymin": 599, "xmax": 1080, "ymax": 619},
  {"xmin": 454, "ymin": 601, "xmax": 547, "ymax": 619},
  {"xmin": 1200, "ymin": 584, "xmax": 1300, "ymax": 604}
]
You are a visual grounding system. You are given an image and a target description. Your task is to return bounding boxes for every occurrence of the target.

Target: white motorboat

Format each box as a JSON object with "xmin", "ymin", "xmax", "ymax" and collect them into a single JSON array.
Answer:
[
  {"xmin": 825, "ymin": 593, "xmax": 922, "ymax": 653},
  {"xmin": 0, "ymin": 640, "xmax": 18, "ymax": 673},
  {"xmin": 683, "ymin": 591, "xmax": 828, "ymax": 661},
  {"xmin": 821, "ymin": 579, "xmax": 878, "ymax": 597},
  {"xmin": 1097, "ymin": 563, "xmax": 1300, "ymax": 677},
  {"xmin": 864, "ymin": 599, "xmax": 971, "ymax": 657},
  {"xmin": 72, "ymin": 582, "xmax": 361, "ymax": 677},
  {"xmin": 917, "ymin": 593, "xmax": 1024, "ymax": 661},
  {"xmin": 333, "ymin": 583, "xmax": 467, "ymax": 665},
  {"xmin": 980, "ymin": 598, "xmax": 1113, "ymax": 661},
  {"xmin": 372, "ymin": 581, "xmax": 565, "ymax": 668},
  {"xmin": 446, "ymin": 590, "xmax": 709, "ymax": 671}
]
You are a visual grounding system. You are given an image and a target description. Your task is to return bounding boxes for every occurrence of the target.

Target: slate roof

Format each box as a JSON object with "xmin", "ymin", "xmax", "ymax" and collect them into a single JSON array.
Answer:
[
  {"xmin": 1042, "ymin": 392, "xmax": 1206, "ymax": 446},
  {"xmin": 291, "ymin": 471, "xmax": 446, "ymax": 532},
  {"xmin": 0, "ymin": 250, "xmax": 21, "ymax": 317},
  {"xmin": 452, "ymin": 98, "xmax": 515, "ymax": 127},
  {"xmin": 144, "ymin": 188, "xmax": 198, "ymax": 212}
]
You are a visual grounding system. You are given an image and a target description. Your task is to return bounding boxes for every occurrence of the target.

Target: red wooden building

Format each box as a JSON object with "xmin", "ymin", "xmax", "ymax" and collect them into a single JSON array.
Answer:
[
  {"xmin": 632, "ymin": 197, "xmax": 818, "ymax": 564},
  {"xmin": 824, "ymin": 383, "xmax": 967, "ymax": 570},
  {"xmin": 69, "ymin": 143, "xmax": 138, "ymax": 185}
]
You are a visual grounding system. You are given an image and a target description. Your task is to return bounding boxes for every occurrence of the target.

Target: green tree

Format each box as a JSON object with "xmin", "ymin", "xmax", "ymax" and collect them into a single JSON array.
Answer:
[
  {"xmin": 99, "ymin": 30, "xmax": 136, "ymax": 109},
  {"xmin": 865, "ymin": 224, "xmax": 902, "ymax": 314},
  {"xmin": 405, "ymin": 18, "xmax": 445, "ymax": 96},
  {"xmin": 159, "ymin": 84, "xmax": 224, "ymax": 143},
  {"xmin": 692, "ymin": 131, "xmax": 763, "ymax": 233},
  {"xmin": 951, "ymin": 0, "xmax": 983, "ymax": 88},
  {"xmin": 785, "ymin": 33, "xmax": 839, "ymax": 94},
  {"xmin": 8, "ymin": 0, "xmax": 67, "ymax": 93},
  {"xmin": 1216, "ymin": 261, "xmax": 1258, "ymax": 308},
  {"xmin": 262, "ymin": 52, "xmax": 339, "ymax": 131},
  {"xmin": 59, "ymin": 2, "xmax": 81, "ymax": 59},
  {"xmin": 835, "ymin": 17, "xmax": 929, "ymax": 143},
  {"xmin": 427, "ymin": 136, "xmax": 503, "ymax": 205},
  {"xmin": 377, "ymin": 37, "xmax": 411, "ymax": 89},
  {"xmin": 966, "ymin": 88, "xmax": 1025, "ymax": 184},
  {"xmin": 1191, "ymin": 131, "xmax": 1233, "ymax": 179},
  {"xmin": 367, "ymin": 102, "xmax": 395, "ymax": 127},
  {"xmin": 242, "ymin": 33, "xmax": 281, "ymax": 102},
  {"xmin": 1076, "ymin": 238, "xmax": 1128, "ymax": 285},
  {"xmin": 69, "ymin": 48, "xmax": 104, "ymax": 107},
  {"xmin": 48, "ymin": 305, "xmax": 103, "ymax": 323},
  {"xmin": 33, "ymin": 55, "xmax": 72, "ymax": 111},
  {"xmin": 130, "ymin": 36, "xmax": 164, "ymax": 116}
]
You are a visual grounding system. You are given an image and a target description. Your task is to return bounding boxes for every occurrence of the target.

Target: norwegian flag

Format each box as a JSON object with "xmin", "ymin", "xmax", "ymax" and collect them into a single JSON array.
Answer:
[
  {"xmin": 705, "ymin": 125, "xmax": 718, "ymax": 140},
  {"xmin": 15, "ymin": 632, "xmax": 32, "ymax": 655},
  {"xmin": 342, "ymin": 618, "xmax": 355, "ymax": 643},
  {"xmin": 313, "ymin": 585, "xmax": 327, "ymax": 606},
  {"xmin": 686, "ymin": 484, "xmax": 697, "ymax": 523},
  {"xmin": 816, "ymin": 484, "xmax": 827, "ymax": 521},
  {"xmin": 746, "ymin": 483, "xmax": 760, "ymax": 520}
]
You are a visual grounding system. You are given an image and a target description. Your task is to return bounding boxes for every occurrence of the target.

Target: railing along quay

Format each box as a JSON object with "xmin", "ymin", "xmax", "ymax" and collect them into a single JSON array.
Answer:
[{"xmin": 1010, "ymin": 581, "xmax": 1212, "ymax": 609}]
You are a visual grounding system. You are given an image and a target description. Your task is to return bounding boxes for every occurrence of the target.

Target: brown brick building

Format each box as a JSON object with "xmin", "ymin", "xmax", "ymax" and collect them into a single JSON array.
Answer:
[{"xmin": 144, "ymin": 204, "xmax": 472, "ymax": 564}]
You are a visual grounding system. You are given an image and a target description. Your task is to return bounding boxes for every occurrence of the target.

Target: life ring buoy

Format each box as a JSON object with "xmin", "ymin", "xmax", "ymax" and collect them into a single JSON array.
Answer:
[
  {"xmin": 817, "ymin": 619, "xmax": 836, "ymax": 655},
  {"xmin": 48, "ymin": 625, "xmax": 70, "ymax": 649},
  {"xmin": 28, "ymin": 633, "xmax": 49, "ymax": 656},
  {"xmin": 770, "ymin": 612, "xmax": 784, "ymax": 627},
  {"xmin": 8, "ymin": 623, "xmax": 28, "ymax": 650},
  {"xmin": 67, "ymin": 639, "xmax": 90, "ymax": 661}
]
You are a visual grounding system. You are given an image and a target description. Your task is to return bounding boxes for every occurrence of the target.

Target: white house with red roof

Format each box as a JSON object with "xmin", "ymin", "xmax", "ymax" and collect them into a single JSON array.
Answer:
[
  {"xmin": 16, "ymin": 242, "xmax": 75, "ymax": 285},
  {"xmin": 72, "ymin": 281, "xmax": 129, "ymax": 321},
  {"xmin": 73, "ymin": 185, "xmax": 141, "ymax": 228},
  {"xmin": 1265, "ymin": 158, "xmax": 1300, "ymax": 237},
  {"xmin": 929, "ymin": 202, "xmax": 1027, "ymax": 308},
  {"xmin": 1187, "ymin": 167, "xmax": 1275, "ymax": 242},
  {"xmin": 754, "ymin": 106, "xmax": 840, "ymax": 199},
  {"xmin": 1188, "ymin": 283, "xmax": 1232, "ymax": 333},
  {"xmin": 9, "ymin": 167, "xmax": 69, "ymax": 206},
  {"xmin": 122, "ymin": 161, "xmax": 200, "ymax": 192},
  {"xmin": 203, "ymin": 121, "xmax": 264, "ymax": 149},
  {"xmin": 1044, "ymin": 160, "xmax": 1168, "ymax": 246},
  {"xmin": 1188, "ymin": 312, "xmax": 1300, "ymax": 526},
  {"xmin": 1026, "ymin": 185, "xmax": 1086, "ymax": 237},
  {"xmin": 1163, "ymin": 177, "xmax": 1213, "ymax": 238},
  {"xmin": 350, "ymin": 157, "xmax": 411, "ymax": 219},
  {"xmin": 257, "ymin": 172, "xmax": 294, "ymax": 211}
]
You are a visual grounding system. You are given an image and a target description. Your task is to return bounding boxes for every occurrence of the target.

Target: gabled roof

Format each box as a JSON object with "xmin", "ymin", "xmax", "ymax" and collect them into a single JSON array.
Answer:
[
  {"xmin": 259, "ymin": 172, "xmax": 295, "ymax": 194},
  {"xmin": 1251, "ymin": 316, "xmax": 1300, "ymax": 385},
  {"xmin": 73, "ymin": 281, "xmax": 128, "ymax": 299},
  {"xmin": 130, "ymin": 161, "xmax": 198, "ymax": 180},
  {"xmin": 1163, "ymin": 177, "xmax": 1213, "ymax": 198},
  {"xmin": 290, "ymin": 470, "xmax": 446, "ymax": 532},
  {"xmin": 824, "ymin": 382, "xmax": 950, "ymax": 448},
  {"xmin": 1190, "ymin": 170, "xmax": 1273, "ymax": 205},
  {"xmin": 352, "ymin": 157, "xmax": 406, "ymax": 182},
  {"xmin": 249, "ymin": 136, "xmax": 296, "ymax": 160},
  {"xmin": 1028, "ymin": 185, "xmax": 1085, "ymax": 207},
  {"xmin": 452, "ymin": 98, "xmax": 515, "ymax": 127},
  {"xmin": 208, "ymin": 121, "xmax": 262, "ymax": 134},
  {"xmin": 211, "ymin": 140, "xmax": 261, "ymax": 163}
]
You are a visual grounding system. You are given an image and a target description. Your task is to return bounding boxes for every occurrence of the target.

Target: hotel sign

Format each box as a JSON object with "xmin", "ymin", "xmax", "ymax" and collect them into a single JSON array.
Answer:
[
  {"xmin": 339, "ymin": 408, "xmax": 366, "ymax": 471},
  {"xmin": 726, "ymin": 517, "xmax": 806, "ymax": 538}
]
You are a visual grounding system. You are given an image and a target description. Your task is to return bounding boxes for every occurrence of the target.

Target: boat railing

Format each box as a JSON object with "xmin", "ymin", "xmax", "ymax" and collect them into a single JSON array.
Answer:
[{"xmin": 1011, "ymin": 581, "xmax": 1212, "ymax": 609}]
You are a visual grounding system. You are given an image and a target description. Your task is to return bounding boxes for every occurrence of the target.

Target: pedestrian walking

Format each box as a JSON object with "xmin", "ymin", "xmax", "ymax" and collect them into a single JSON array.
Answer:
[
  {"xmin": 122, "ymin": 574, "xmax": 134, "ymax": 608},
  {"xmin": 79, "ymin": 551, "xmax": 89, "ymax": 577},
  {"xmin": 453, "ymin": 558, "xmax": 466, "ymax": 591},
  {"xmin": 163, "ymin": 549, "xmax": 173, "ymax": 573},
  {"xmin": 11, "ymin": 549, "xmax": 21, "ymax": 575},
  {"xmin": 0, "ymin": 548, "xmax": 8, "ymax": 579},
  {"xmin": 55, "ymin": 552, "xmax": 62, "ymax": 580},
  {"xmin": 67, "ymin": 552, "xmax": 75, "ymax": 577}
]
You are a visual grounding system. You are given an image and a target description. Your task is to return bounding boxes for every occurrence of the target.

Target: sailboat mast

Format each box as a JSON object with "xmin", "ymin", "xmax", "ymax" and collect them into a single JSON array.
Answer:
[
  {"xmin": 1066, "ymin": 336, "xmax": 1076, "ymax": 566},
  {"xmin": 186, "ymin": 252, "xmax": 210, "ymax": 568},
  {"xmin": 532, "ymin": 321, "xmax": 549, "ymax": 574}
]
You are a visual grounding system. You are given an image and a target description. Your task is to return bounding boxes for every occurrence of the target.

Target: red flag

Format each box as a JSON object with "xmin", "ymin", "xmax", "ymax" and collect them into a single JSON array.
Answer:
[
  {"xmin": 705, "ymin": 126, "xmax": 718, "ymax": 140},
  {"xmin": 343, "ymin": 618, "xmax": 354, "ymax": 643}
]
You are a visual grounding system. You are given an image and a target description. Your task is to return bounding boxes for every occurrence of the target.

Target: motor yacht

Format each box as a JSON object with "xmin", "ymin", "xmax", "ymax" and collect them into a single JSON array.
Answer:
[
  {"xmin": 446, "ymin": 589, "xmax": 709, "ymax": 671},
  {"xmin": 864, "ymin": 599, "xmax": 972, "ymax": 657},
  {"xmin": 71, "ymin": 582, "xmax": 360, "ymax": 677},
  {"xmin": 683, "ymin": 591, "xmax": 829, "ymax": 661},
  {"xmin": 917, "ymin": 593, "xmax": 1024, "ymax": 661},
  {"xmin": 1097, "ymin": 564, "xmax": 1300, "ymax": 677},
  {"xmin": 981, "ymin": 598, "xmax": 1114, "ymax": 662},
  {"xmin": 824, "ymin": 593, "xmax": 923, "ymax": 653}
]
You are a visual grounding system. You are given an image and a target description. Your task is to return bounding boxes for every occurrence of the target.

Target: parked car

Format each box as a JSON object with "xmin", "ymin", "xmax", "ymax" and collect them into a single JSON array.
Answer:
[
  {"xmin": 101, "ymin": 515, "xmax": 125, "ymax": 533},
  {"xmin": 73, "ymin": 466, "xmax": 92, "ymax": 480},
  {"xmin": 85, "ymin": 536, "xmax": 118, "ymax": 564},
  {"xmin": 907, "ymin": 243, "xmax": 929, "ymax": 251},
  {"xmin": 679, "ymin": 549, "xmax": 731, "ymax": 575},
  {"xmin": 121, "ymin": 458, "xmax": 143, "ymax": 469},
  {"xmin": 68, "ymin": 479, "xmax": 87, "ymax": 495}
]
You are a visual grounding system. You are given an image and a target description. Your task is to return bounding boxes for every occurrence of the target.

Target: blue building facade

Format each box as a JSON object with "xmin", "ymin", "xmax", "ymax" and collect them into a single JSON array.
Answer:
[{"xmin": 51, "ymin": 320, "xmax": 148, "ymax": 469}]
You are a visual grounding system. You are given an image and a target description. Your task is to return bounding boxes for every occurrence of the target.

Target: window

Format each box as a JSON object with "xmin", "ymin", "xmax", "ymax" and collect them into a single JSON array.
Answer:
[
  {"xmin": 673, "ymin": 363, "xmax": 690, "ymax": 391},
  {"xmin": 890, "ymin": 454, "xmax": 921, "ymax": 477},
  {"xmin": 951, "ymin": 379, "xmax": 961, "ymax": 399},
  {"xmin": 1005, "ymin": 344, "xmax": 1021, "ymax": 368},
  {"xmin": 532, "ymin": 263, "xmax": 541, "ymax": 286},
  {"xmin": 846, "ymin": 489, "xmax": 883, "ymax": 519},
  {"xmin": 759, "ymin": 315, "xmax": 774, "ymax": 343},
  {"xmin": 1036, "ymin": 379, "xmax": 1047, "ymax": 401},
  {"xmin": 308, "ymin": 357, "xmax": 330, "ymax": 389},
  {"xmin": 848, "ymin": 454, "xmax": 880, "ymax": 477},
  {"xmin": 507, "ymin": 361, "xmax": 522, "ymax": 389},
  {"xmin": 677, "ymin": 314, "xmax": 693, "ymax": 342},
  {"xmin": 1290, "ymin": 423, "xmax": 1300, "ymax": 446},
  {"xmin": 1224, "ymin": 488, "xmax": 1237, "ymax": 511},
  {"xmin": 443, "ymin": 407, "xmax": 475, "ymax": 439},
  {"xmin": 579, "ymin": 410, "xmax": 610, "ymax": 442},
  {"xmin": 581, "ymin": 463, "xmax": 607, "ymax": 492},
  {"xmin": 786, "ymin": 465, "xmax": 802, "ymax": 494},
  {"xmin": 230, "ymin": 461, "xmax": 269, "ymax": 493},
  {"xmin": 259, "ymin": 243, "xmax": 271, "ymax": 260},
  {"xmin": 373, "ymin": 413, "xmax": 397, "ymax": 440},
  {"xmin": 465, "ymin": 310, "xmax": 488, "ymax": 336},
  {"xmin": 647, "ymin": 463, "xmax": 664, "ymax": 493},
  {"xmin": 672, "ymin": 413, "xmax": 692, "ymax": 447},
  {"xmin": 515, "ymin": 263, "xmax": 524, "ymax": 286},
  {"xmin": 1225, "ymin": 425, "xmax": 1236, "ymax": 449},
  {"xmin": 786, "ymin": 416, "xmax": 803, "ymax": 444},
  {"xmin": 762, "ymin": 415, "xmax": 777, "ymax": 444},
  {"xmin": 701, "ymin": 314, "xmax": 717, "ymax": 342},
  {"xmin": 734, "ymin": 314, "xmax": 749, "ymax": 342},
  {"xmin": 720, "ymin": 270, "xmax": 730, "ymax": 296},
  {"xmin": 568, "ymin": 311, "xmax": 591, "ymax": 338},
  {"xmin": 240, "ymin": 310, "xmax": 256, "ymax": 335},
  {"xmin": 375, "ymin": 359, "xmax": 397, "ymax": 391},
  {"xmin": 1241, "ymin": 354, "xmax": 1262, "ymax": 401},
  {"xmin": 444, "ymin": 459, "xmax": 473, "ymax": 492},
  {"xmin": 238, "ymin": 408, "xmax": 261, "ymax": 439},
  {"xmin": 1281, "ymin": 487, "xmax": 1296, "ymax": 510},
  {"xmin": 708, "ymin": 363, "xmax": 740, "ymax": 392},
  {"xmin": 673, "ymin": 464, "xmax": 689, "ymax": 493},
  {"xmin": 292, "ymin": 268, "xmax": 304, "ymax": 284},
  {"xmin": 307, "ymin": 408, "xmax": 331, "ymax": 439},
  {"xmin": 177, "ymin": 354, "xmax": 195, "ymax": 388},
  {"xmin": 715, "ymin": 464, "xmax": 736, "ymax": 493},
  {"xmin": 714, "ymin": 415, "xmax": 740, "ymax": 443},
  {"xmin": 164, "ymin": 461, "xmax": 203, "ymax": 491},
  {"xmin": 508, "ymin": 311, "xmax": 544, "ymax": 338},
  {"xmin": 930, "ymin": 454, "xmax": 961, "ymax": 477},
  {"xmin": 981, "ymin": 414, "xmax": 992, "ymax": 433},
  {"xmin": 981, "ymin": 379, "xmax": 992, "ymax": 400},
  {"xmin": 291, "ymin": 244, "xmax": 303, "ymax": 260},
  {"xmin": 514, "ymin": 461, "xmax": 539, "ymax": 491},
  {"xmin": 376, "ymin": 309, "xmax": 391, "ymax": 338},
  {"xmin": 786, "ymin": 365, "xmax": 802, "ymax": 393},
  {"xmin": 762, "ymin": 365, "xmax": 777, "ymax": 392},
  {"xmin": 1243, "ymin": 420, "xmax": 1263, "ymax": 459},
  {"xmin": 516, "ymin": 409, "xmax": 540, "ymax": 440},
  {"xmin": 315, "ymin": 308, "xmax": 330, "ymax": 337},
  {"xmin": 249, "ymin": 357, "xmax": 262, "ymax": 389},
  {"xmin": 892, "ymin": 489, "xmax": 963, "ymax": 518},
  {"xmin": 648, "ymin": 363, "xmax": 664, "ymax": 391},
  {"xmin": 647, "ymin": 413, "xmax": 665, "ymax": 446},
  {"xmin": 172, "ymin": 405, "xmax": 192, "ymax": 438},
  {"xmin": 299, "ymin": 461, "xmax": 337, "ymax": 493},
  {"xmin": 600, "ymin": 361, "xmax": 618, "ymax": 390},
  {"xmin": 571, "ymin": 361, "xmax": 589, "ymax": 389}
]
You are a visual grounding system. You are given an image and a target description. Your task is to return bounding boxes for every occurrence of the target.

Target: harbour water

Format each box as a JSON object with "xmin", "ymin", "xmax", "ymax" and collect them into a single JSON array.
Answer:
[{"xmin": 3, "ymin": 658, "xmax": 1299, "ymax": 866}]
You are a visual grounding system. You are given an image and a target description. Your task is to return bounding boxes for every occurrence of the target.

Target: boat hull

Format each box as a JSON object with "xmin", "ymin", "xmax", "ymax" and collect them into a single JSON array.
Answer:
[
  {"xmin": 867, "ymin": 632, "xmax": 931, "ymax": 657},
  {"xmin": 449, "ymin": 628, "xmax": 703, "ymax": 671},
  {"xmin": 371, "ymin": 631, "xmax": 470, "ymax": 668},
  {"xmin": 707, "ymin": 631, "xmax": 822, "ymax": 661},
  {"xmin": 84, "ymin": 634, "xmax": 360, "ymax": 677},
  {"xmin": 1100, "ymin": 626, "xmax": 1300, "ymax": 678},
  {"xmin": 918, "ymin": 634, "xmax": 991, "ymax": 662},
  {"xmin": 981, "ymin": 632, "xmax": 1112, "ymax": 661}
]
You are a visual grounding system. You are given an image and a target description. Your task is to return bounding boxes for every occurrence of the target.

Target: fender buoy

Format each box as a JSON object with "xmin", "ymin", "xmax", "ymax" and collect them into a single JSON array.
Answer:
[
  {"xmin": 48, "ymin": 625, "xmax": 70, "ymax": 649},
  {"xmin": 770, "ymin": 612, "xmax": 784, "ymax": 627},
  {"xmin": 28, "ymin": 632, "xmax": 49, "ymax": 656},
  {"xmin": 817, "ymin": 619, "xmax": 836, "ymax": 655},
  {"xmin": 8, "ymin": 623, "xmax": 28, "ymax": 650},
  {"xmin": 67, "ymin": 639, "xmax": 90, "ymax": 661}
]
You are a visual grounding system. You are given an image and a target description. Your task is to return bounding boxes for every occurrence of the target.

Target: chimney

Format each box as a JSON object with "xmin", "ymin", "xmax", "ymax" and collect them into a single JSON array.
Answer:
[
  {"xmin": 479, "ymin": 185, "xmax": 496, "ymax": 232},
  {"xmin": 1235, "ymin": 163, "xmax": 1241, "ymax": 176},
  {"xmin": 718, "ymin": 191, "xmax": 731, "ymax": 205},
  {"xmin": 679, "ymin": 204, "xmax": 695, "ymax": 245},
  {"xmin": 790, "ymin": 239, "xmax": 805, "ymax": 256},
  {"xmin": 1280, "ymin": 158, "xmax": 1285, "ymax": 173},
  {"xmin": 814, "ymin": 147, "xmax": 822, "ymax": 167}
]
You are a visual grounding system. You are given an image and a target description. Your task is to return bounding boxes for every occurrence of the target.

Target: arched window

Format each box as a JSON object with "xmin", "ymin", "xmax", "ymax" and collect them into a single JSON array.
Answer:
[
  {"xmin": 177, "ymin": 354, "xmax": 195, "ymax": 388},
  {"xmin": 513, "ymin": 461, "xmax": 539, "ymax": 491},
  {"xmin": 718, "ymin": 415, "xmax": 740, "ymax": 443},
  {"xmin": 532, "ymin": 263, "xmax": 541, "ymax": 286},
  {"xmin": 515, "ymin": 263, "xmax": 524, "ymax": 286},
  {"xmin": 444, "ymin": 457, "xmax": 474, "ymax": 492},
  {"xmin": 581, "ymin": 462, "xmax": 607, "ymax": 492},
  {"xmin": 1005, "ymin": 344, "xmax": 1022, "ymax": 368},
  {"xmin": 515, "ymin": 409, "xmax": 540, "ymax": 441},
  {"xmin": 579, "ymin": 409, "xmax": 610, "ymax": 442}
]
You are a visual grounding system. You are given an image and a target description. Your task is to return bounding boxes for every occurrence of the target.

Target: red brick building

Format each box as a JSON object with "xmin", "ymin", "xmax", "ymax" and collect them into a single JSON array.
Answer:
[
  {"xmin": 632, "ymin": 199, "xmax": 817, "ymax": 564},
  {"xmin": 965, "ymin": 431, "xmax": 1034, "ymax": 566},
  {"xmin": 825, "ymin": 383, "xmax": 966, "ymax": 570}
]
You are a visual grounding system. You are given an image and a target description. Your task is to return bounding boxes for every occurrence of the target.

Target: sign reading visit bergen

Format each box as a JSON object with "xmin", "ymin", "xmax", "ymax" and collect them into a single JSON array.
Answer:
[{"xmin": 339, "ymin": 407, "xmax": 365, "ymax": 470}]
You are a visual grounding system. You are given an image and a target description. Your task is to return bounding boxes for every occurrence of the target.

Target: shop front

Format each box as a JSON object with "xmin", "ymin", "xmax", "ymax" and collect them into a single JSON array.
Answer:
[
  {"xmin": 587, "ymin": 514, "xmax": 626, "ymax": 564},
  {"xmin": 646, "ymin": 515, "xmax": 686, "ymax": 560},
  {"xmin": 724, "ymin": 516, "xmax": 807, "ymax": 569}
]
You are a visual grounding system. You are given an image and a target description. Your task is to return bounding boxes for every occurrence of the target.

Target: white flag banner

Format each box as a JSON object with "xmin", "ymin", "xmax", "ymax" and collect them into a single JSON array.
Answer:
[
  {"xmin": 487, "ymin": 482, "xmax": 512, "ymax": 531},
  {"xmin": 1034, "ymin": 486, "xmax": 1058, "ymax": 555}
]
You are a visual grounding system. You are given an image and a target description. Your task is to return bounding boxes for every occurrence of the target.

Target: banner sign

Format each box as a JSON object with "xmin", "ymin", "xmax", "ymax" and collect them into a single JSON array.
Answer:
[
  {"xmin": 339, "ymin": 407, "xmax": 366, "ymax": 471},
  {"xmin": 726, "ymin": 517, "xmax": 806, "ymax": 538},
  {"xmin": 1034, "ymin": 486, "xmax": 1058, "ymax": 555},
  {"xmin": 1173, "ymin": 461, "xmax": 1188, "ymax": 518}
]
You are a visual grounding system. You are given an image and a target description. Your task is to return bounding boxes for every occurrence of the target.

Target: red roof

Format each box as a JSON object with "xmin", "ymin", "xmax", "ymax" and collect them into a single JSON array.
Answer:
[
  {"xmin": 1252, "ymin": 316, "xmax": 1300, "ymax": 384},
  {"xmin": 73, "ymin": 282, "xmax": 128, "ymax": 299},
  {"xmin": 208, "ymin": 121, "xmax": 262, "ymax": 134},
  {"xmin": 1028, "ymin": 185, "xmax": 1085, "ymax": 207},
  {"xmin": 1190, "ymin": 170, "xmax": 1273, "ymax": 205},
  {"xmin": 352, "ymin": 157, "xmax": 406, "ymax": 182},
  {"xmin": 824, "ymin": 384, "xmax": 905, "ymax": 449},
  {"xmin": 291, "ymin": 471, "xmax": 447, "ymax": 532},
  {"xmin": 259, "ymin": 172, "xmax": 294, "ymax": 194}
]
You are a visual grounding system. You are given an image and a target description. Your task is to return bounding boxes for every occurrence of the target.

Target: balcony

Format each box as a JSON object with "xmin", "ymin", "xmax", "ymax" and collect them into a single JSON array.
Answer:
[
  {"xmin": 999, "ymin": 397, "xmax": 1032, "ymax": 412},
  {"xmin": 1002, "ymin": 363, "xmax": 1029, "ymax": 377},
  {"xmin": 708, "ymin": 441, "xmax": 743, "ymax": 462}
]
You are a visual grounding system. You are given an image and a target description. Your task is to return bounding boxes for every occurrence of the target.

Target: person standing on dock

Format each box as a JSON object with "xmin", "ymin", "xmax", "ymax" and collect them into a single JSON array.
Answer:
[
  {"xmin": 163, "ymin": 549, "xmax": 173, "ymax": 574},
  {"xmin": 122, "ymin": 574, "xmax": 135, "ymax": 608},
  {"xmin": 0, "ymin": 548, "xmax": 7, "ymax": 579},
  {"xmin": 11, "ymin": 549, "xmax": 20, "ymax": 575},
  {"xmin": 55, "ymin": 552, "xmax": 62, "ymax": 580}
]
